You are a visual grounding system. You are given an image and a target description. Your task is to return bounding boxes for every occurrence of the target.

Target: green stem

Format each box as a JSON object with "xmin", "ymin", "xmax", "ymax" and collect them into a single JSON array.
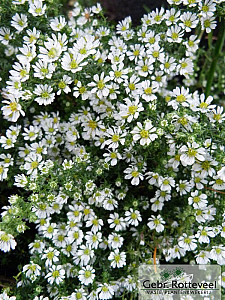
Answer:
[{"xmin": 205, "ymin": 18, "xmax": 225, "ymax": 97}]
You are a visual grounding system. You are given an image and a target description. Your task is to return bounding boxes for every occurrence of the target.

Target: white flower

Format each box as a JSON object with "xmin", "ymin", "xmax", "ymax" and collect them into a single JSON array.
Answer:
[
  {"xmin": 180, "ymin": 142, "xmax": 206, "ymax": 166},
  {"xmin": 178, "ymin": 233, "xmax": 197, "ymax": 251},
  {"xmin": 33, "ymin": 59, "xmax": 56, "ymax": 79},
  {"xmin": 131, "ymin": 120, "xmax": 158, "ymax": 146},
  {"xmin": 24, "ymin": 153, "xmax": 42, "ymax": 176},
  {"xmin": 107, "ymin": 213, "xmax": 126, "ymax": 231},
  {"xmin": 34, "ymin": 84, "xmax": 55, "ymax": 105},
  {"xmin": 124, "ymin": 166, "xmax": 144, "ymax": 185},
  {"xmin": 108, "ymin": 233, "xmax": 124, "ymax": 249},
  {"xmin": 14, "ymin": 174, "xmax": 28, "ymax": 187},
  {"xmin": 29, "ymin": 0, "xmax": 46, "ymax": 16},
  {"xmin": 166, "ymin": 25, "xmax": 184, "ymax": 43},
  {"xmin": 210, "ymin": 246, "xmax": 225, "ymax": 265},
  {"xmin": 11, "ymin": 13, "xmax": 28, "ymax": 32},
  {"xmin": 78, "ymin": 265, "xmax": 95, "ymax": 285},
  {"xmin": 188, "ymin": 191, "xmax": 208, "ymax": 209},
  {"xmin": 39, "ymin": 38, "xmax": 62, "ymax": 62},
  {"xmin": 97, "ymin": 283, "xmax": 114, "ymax": 300},
  {"xmin": 61, "ymin": 52, "xmax": 87, "ymax": 73},
  {"xmin": 88, "ymin": 72, "xmax": 111, "ymax": 98},
  {"xmin": 1, "ymin": 96, "xmax": 25, "ymax": 122},
  {"xmin": 119, "ymin": 98, "xmax": 144, "ymax": 123},
  {"xmin": 108, "ymin": 249, "xmax": 126, "ymax": 268},
  {"xmin": 103, "ymin": 150, "xmax": 122, "ymax": 166},
  {"xmin": 0, "ymin": 27, "xmax": 13, "ymax": 45},
  {"xmin": 201, "ymin": 16, "xmax": 217, "ymax": 33},
  {"xmin": 57, "ymin": 75, "xmax": 72, "ymax": 95},
  {"xmin": 195, "ymin": 251, "xmax": 211, "ymax": 264},
  {"xmin": 195, "ymin": 226, "xmax": 215, "ymax": 243},
  {"xmin": 0, "ymin": 231, "xmax": 17, "ymax": 252},
  {"xmin": 124, "ymin": 208, "xmax": 142, "ymax": 226},
  {"xmin": 218, "ymin": 166, "xmax": 225, "ymax": 181},
  {"xmin": 50, "ymin": 16, "xmax": 67, "ymax": 31},
  {"xmin": 45, "ymin": 265, "xmax": 65, "ymax": 284},
  {"xmin": 140, "ymin": 80, "xmax": 158, "ymax": 102},
  {"xmin": 23, "ymin": 261, "xmax": 41, "ymax": 280},
  {"xmin": 147, "ymin": 215, "xmax": 165, "ymax": 232},
  {"xmin": 42, "ymin": 247, "xmax": 60, "ymax": 267},
  {"xmin": 75, "ymin": 245, "xmax": 95, "ymax": 266}
]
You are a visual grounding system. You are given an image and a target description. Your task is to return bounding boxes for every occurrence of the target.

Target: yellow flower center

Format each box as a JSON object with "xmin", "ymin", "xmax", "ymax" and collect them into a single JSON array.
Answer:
[
  {"xmin": 128, "ymin": 105, "xmax": 137, "ymax": 114},
  {"xmin": 140, "ymin": 130, "xmax": 149, "ymax": 138}
]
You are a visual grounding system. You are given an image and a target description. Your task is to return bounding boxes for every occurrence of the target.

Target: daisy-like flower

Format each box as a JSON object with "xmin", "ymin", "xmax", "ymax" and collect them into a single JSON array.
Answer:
[
  {"xmin": 97, "ymin": 283, "xmax": 114, "ymax": 300},
  {"xmin": 168, "ymin": 86, "xmax": 191, "ymax": 110},
  {"xmin": 178, "ymin": 233, "xmax": 197, "ymax": 251},
  {"xmin": 45, "ymin": 265, "xmax": 65, "ymax": 285},
  {"xmin": 124, "ymin": 208, "xmax": 142, "ymax": 226},
  {"xmin": 0, "ymin": 132, "xmax": 17, "ymax": 150},
  {"xmin": 191, "ymin": 94, "xmax": 216, "ymax": 113},
  {"xmin": 158, "ymin": 176, "xmax": 175, "ymax": 192},
  {"xmin": 0, "ymin": 231, "xmax": 17, "ymax": 252},
  {"xmin": 164, "ymin": 8, "xmax": 181, "ymax": 26},
  {"xmin": 135, "ymin": 58, "xmax": 154, "ymax": 77},
  {"xmin": 109, "ymin": 63, "xmax": 129, "ymax": 83},
  {"xmin": 10, "ymin": 62, "xmax": 30, "ymax": 82},
  {"xmin": 201, "ymin": 16, "xmax": 217, "ymax": 33},
  {"xmin": 195, "ymin": 251, "xmax": 211, "ymax": 264},
  {"xmin": 119, "ymin": 98, "xmax": 144, "ymax": 123},
  {"xmin": 28, "ymin": 0, "xmax": 47, "ymax": 17},
  {"xmin": 34, "ymin": 84, "xmax": 55, "ymax": 105},
  {"xmin": 131, "ymin": 120, "xmax": 158, "ymax": 146},
  {"xmin": 166, "ymin": 25, "xmax": 184, "ymax": 43},
  {"xmin": 78, "ymin": 265, "xmax": 95, "ymax": 285},
  {"xmin": 24, "ymin": 27, "xmax": 40, "ymax": 45},
  {"xmin": 150, "ymin": 7, "xmax": 165, "ymax": 24},
  {"xmin": 147, "ymin": 215, "xmax": 165, "ymax": 232},
  {"xmin": 88, "ymin": 72, "xmax": 111, "ymax": 98},
  {"xmin": 124, "ymin": 166, "xmax": 144, "ymax": 185},
  {"xmin": 14, "ymin": 174, "xmax": 28, "ymax": 187},
  {"xmin": 0, "ymin": 27, "xmax": 13, "ymax": 45},
  {"xmin": 50, "ymin": 16, "xmax": 67, "ymax": 31},
  {"xmin": 209, "ymin": 176, "xmax": 225, "ymax": 190},
  {"xmin": 75, "ymin": 245, "xmax": 95, "ymax": 266},
  {"xmin": 102, "ymin": 126, "xmax": 126, "ymax": 149},
  {"xmin": 126, "ymin": 44, "xmax": 145, "ymax": 62},
  {"xmin": 180, "ymin": 142, "xmax": 206, "ymax": 166},
  {"xmin": 209, "ymin": 106, "xmax": 225, "ymax": 123},
  {"xmin": 23, "ymin": 261, "xmax": 41, "ymax": 281},
  {"xmin": 103, "ymin": 150, "xmax": 122, "ymax": 166},
  {"xmin": 108, "ymin": 249, "xmax": 126, "ymax": 268},
  {"xmin": 1, "ymin": 96, "xmax": 25, "ymax": 122},
  {"xmin": 39, "ymin": 38, "xmax": 62, "ymax": 62},
  {"xmin": 107, "ymin": 213, "xmax": 126, "ymax": 231},
  {"xmin": 85, "ymin": 231, "xmax": 102, "ymax": 249},
  {"xmin": 140, "ymin": 80, "xmax": 158, "ymax": 102},
  {"xmin": 42, "ymin": 247, "xmax": 60, "ymax": 267},
  {"xmin": 33, "ymin": 60, "xmax": 56, "ymax": 79},
  {"xmin": 73, "ymin": 81, "xmax": 89, "ymax": 100},
  {"xmin": 195, "ymin": 226, "xmax": 215, "ymax": 244},
  {"xmin": 61, "ymin": 52, "xmax": 87, "ymax": 73},
  {"xmin": 108, "ymin": 233, "xmax": 124, "ymax": 249},
  {"xmin": 180, "ymin": 12, "xmax": 199, "ymax": 32},
  {"xmin": 124, "ymin": 74, "xmax": 141, "ymax": 97},
  {"xmin": 199, "ymin": 0, "xmax": 216, "ymax": 18},
  {"xmin": 210, "ymin": 245, "xmax": 225, "ymax": 265},
  {"xmin": 57, "ymin": 75, "xmax": 72, "ymax": 95},
  {"xmin": 11, "ymin": 13, "xmax": 28, "ymax": 32},
  {"xmin": 24, "ymin": 153, "xmax": 42, "ymax": 176},
  {"xmin": 73, "ymin": 35, "xmax": 99, "ymax": 57}
]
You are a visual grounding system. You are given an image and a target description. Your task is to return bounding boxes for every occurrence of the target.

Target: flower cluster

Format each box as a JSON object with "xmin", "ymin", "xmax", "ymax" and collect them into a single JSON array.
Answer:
[{"xmin": 0, "ymin": 0, "xmax": 225, "ymax": 299}]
